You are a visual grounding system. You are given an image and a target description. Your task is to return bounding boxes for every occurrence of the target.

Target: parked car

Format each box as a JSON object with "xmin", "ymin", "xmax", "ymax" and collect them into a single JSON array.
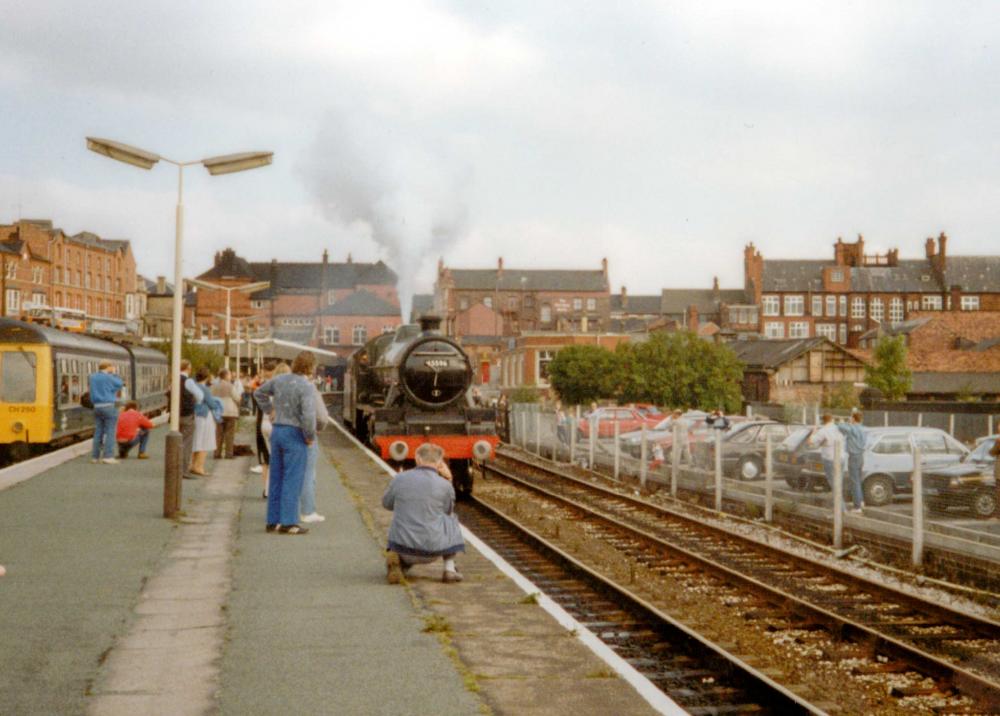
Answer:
[
  {"xmin": 924, "ymin": 435, "xmax": 997, "ymax": 518},
  {"xmin": 799, "ymin": 427, "xmax": 969, "ymax": 506},
  {"xmin": 692, "ymin": 421, "xmax": 801, "ymax": 480},
  {"xmin": 618, "ymin": 411, "xmax": 745, "ymax": 458},
  {"xmin": 578, "ymin": 407, "xmax": 660, "ymax": 440},
  {"xmin": 773, "ymin": 427, "xmax": 823, "ymax": 490}
]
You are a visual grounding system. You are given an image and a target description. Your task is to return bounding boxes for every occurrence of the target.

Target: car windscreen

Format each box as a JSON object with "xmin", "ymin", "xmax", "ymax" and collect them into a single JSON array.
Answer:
[{"xmin": 781, "ymin": 427, "xmax": 812, "ymax": 450}]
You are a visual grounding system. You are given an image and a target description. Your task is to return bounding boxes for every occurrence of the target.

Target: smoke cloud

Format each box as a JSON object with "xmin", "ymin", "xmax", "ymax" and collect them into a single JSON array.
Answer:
[{"xmin": 302, "ymin": 110, "xmax": 470, "ymax": 321}]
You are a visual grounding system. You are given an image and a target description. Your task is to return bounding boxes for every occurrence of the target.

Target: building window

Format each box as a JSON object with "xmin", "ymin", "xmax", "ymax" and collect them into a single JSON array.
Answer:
[
  {"xmin": 839, "ymin": 323, "xmax": 848, "ymax": 344},
  {"xmin": 811, "ymin": 295, "xmax": 822, "ymax": 316},
  {"xmin": 889, "ymin": 297, "xmax": 904, "ymax": 324},
  {"xmin": 815, "ymin": 323, "xmax": 837, "ymax": 341},
  {"xmin": 327, "ymin": 290, "xmax": 337, "ymax": 306},
  {"xmin": 251, "ymin": 300, "xmax": 267, "ymax": 309},
  {"xmin": 764, "ymin": 322, "xmax": 784, "ymax": 338},
  {"xmin": 5, "ymin": 262, "xmax": 16, "ymax": 280},
  {"xmin": 84, "ymin": 273, "xmax": 91, "ymax": 289},
  {"xmin": 324, "ymin": 326, "xmax": 340, "ymax": 344},
  {"xmin": 783, "ymin": 295, "xmax": 804, "ymax": 316},
  {"xmin": 483, "ymin": 297, "xmax": 492, "ymax": 309},
  {"xmin": 352, "ymin": 325, "xmax": 366, "ymax": 345},
  {"xmin": 961, "ymin": 295, "xmax": 980, "ymax": 311},
  {"xmin": 839, "ymin": 295, "xmax": 847, "ymax": 317},
  {"xmin": 870, "ymin": 298, "xmax": 884, "ymax": 321},
  {"xmin": 458, "ymin": 296, "xmax": 468, "ymax": 310},
  {"xmin": 851, "ymin": 296, "xmax": 865, "ymax": 318},
  {"xmin": 525, "ymin": 295, "xmax": 534, "ymax": 308},
  {"xmin": 382, "ymin": 325, "xmax": 394, "ymax": 334},
  {"xmin": 54, "ymin": 267, "xmax": 61, "ymax": 284},
  {"xmin": 572, "ymin": 297, "xmax": 583, "ymax": 311},
  {"xmin": 921, "ymin": 294, "xmax": 942, "ymax": 310},
  {"xmin": 32, "ymin": 267, "xmax": 43, "ymax": 284},
  {"xmin": 825, "ymin": 295, "xmax": 836, "ymax": 317},
  {"xmin": 540, "ymin": 304, "xmax": 552, "ymax": 323},
  {"xmin": 508, "ymin": 295, "xmax": 518, "ymax": 310},
  {"xmin": 830, "ymin": 269, "xmax": 844, "ymax": 283},
  {"xmin": 762, "ymin": 295, "xmax": 780, "ymax": 316},
  {"xmin": 728, "ymin": 305, "xmax": 758, "ymax": 325},
  {"xmin": 789, "ymin": 321, "xmax": 809, "ymax": 338},
  {"xmin": 586, "ymin": 298, "xmax": 596, "ymax": 311},
  {"xmin": 537, "ymin": 350, "xmax": 555, "ymax": 386},
  {"xmin": 5, "ymin": 289, "xmax": 20, "ymax": 315}
]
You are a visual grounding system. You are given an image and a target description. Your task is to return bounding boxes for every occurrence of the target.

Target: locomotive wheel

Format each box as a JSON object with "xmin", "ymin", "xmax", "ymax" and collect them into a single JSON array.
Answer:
[{"xmin": 451, "ymin": 459, "xmax": 473, "ymax": 499}]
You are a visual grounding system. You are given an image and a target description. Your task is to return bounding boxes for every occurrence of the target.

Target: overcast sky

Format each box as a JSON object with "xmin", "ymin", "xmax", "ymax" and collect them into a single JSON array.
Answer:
[{"xmin": 3, "ymin": 1, "xmax": 1000, "ymax": 314}]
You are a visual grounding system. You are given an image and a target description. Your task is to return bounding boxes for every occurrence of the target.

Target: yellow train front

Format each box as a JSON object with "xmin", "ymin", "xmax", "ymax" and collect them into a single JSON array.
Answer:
[
  {"xmin": 0, "ymin": 319, "xmax": 168, "ymax": 462},
  {"xmin": 343, "ymin": 317, "xmax": 498, "ymax": 496}
]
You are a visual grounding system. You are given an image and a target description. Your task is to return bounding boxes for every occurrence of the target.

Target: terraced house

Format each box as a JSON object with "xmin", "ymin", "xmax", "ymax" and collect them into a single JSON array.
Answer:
[{"xmin": 744, "ymin": 233, "xmax": 1000, "ymax": 348}]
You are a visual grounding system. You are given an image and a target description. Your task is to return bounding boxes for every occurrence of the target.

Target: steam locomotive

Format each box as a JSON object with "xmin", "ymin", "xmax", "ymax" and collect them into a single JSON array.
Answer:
[{"xmin": 342, "ymin": 316, "xmax": 498, "ymax": 496}]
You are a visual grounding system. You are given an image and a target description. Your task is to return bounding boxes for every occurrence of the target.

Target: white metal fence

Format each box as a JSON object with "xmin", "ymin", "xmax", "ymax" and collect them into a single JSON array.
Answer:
[{"xmin": 505, "ymin": 403, "xmax": 1000, "ymax": 576}]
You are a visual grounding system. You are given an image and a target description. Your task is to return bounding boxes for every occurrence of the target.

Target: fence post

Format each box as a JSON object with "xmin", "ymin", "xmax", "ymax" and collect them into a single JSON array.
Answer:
[
  {"xmin": 912, "ymin": 446, "xmax": 924, "ymax": 567},
  {"xmin": 814, "ymin": 405, "xmax": 820, "ymax": 426},
  {"xmin": 714, "ymin": 429, "xmax": 723, "ymax": 512},
  {"xmin": 520, "ymin": 409, "xmax": 527, "ymax": 450},
  {"xmin": 613, "ymin": 420, "xmax": 620, "ymax": 481},
  {"xmin": 588, "ymin": 414, "xmax": 596, "ymax": 470},
  {"xmin": 833, "ymin": 440, "xmax": 843, "ymax": 550},
  {"xmin": 639, "ymin": 424, "xmax": 648, "ymax": 489},
  {"xmin": 570, "ymin": 406, "xmax": 579, "ymax": 465},
  {"xmin": 535, "ymin": 409, "xmax": 542, "ymax": 457},
  {"xmin": 801, "ymin": 406, "xmax": 807, "ymax": 424},
  {"xmin": 765, "ymin": 432, "xmax": 774, "ymax": 523},
  {"xmin": 671, "ymin": 423, "xmax": 680, "ymax": 498},
  {"xmin": 884, "ymin": 411, "xmax": 889, "ymax": 427},
  {"xmin": 949, "ymin": 413, "xmax": 955, "ymax": 437},
  {"xmin": 990, "ymin": 414, "xmax": 995, "ymax": 437},
  {"xmin": 917, "ymin": 412, "xmax": 923, "ymax": 427},
  {"xmin": 746, "ymin": 404, "xmax": 753, "ymax": 417}
]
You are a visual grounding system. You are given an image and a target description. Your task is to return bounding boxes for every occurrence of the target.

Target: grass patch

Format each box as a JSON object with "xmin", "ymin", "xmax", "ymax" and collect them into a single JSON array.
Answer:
[
  {"xmin": 518, "ymin": 592, "xmax": 540, "ymax": 605},
  {"xmin": 585, "ymin": 667, "xmax": 618, "ymax": 679},
  {"xmin": 422, "ymin": 614, "xmax": 452, "ymax": 634}
]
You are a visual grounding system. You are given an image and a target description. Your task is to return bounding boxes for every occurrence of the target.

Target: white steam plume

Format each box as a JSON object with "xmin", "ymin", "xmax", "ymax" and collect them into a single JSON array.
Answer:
[{"xmin": 301, "ymin": 110, "xmax": 470, "ymax": 321}]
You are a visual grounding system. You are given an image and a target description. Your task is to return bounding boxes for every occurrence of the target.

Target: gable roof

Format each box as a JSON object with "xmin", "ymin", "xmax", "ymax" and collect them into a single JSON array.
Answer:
[
  {"xmin": 320, "ymin": 290, "xmax": 400, "ymax": 317},
  {"xmin": 944, "ymin": 256, "xmax": 1000, "ymax": 292},
  {"xmin": 728, "ymin": 337, "xmax": 866, "ymax": 369},
  {"xmin": 446, "ymin": 268, "xmax": 608, "ymax": 292},
  {"xmin": 247, "ymin": 260, "xmax": 398, "ymax": 298}
]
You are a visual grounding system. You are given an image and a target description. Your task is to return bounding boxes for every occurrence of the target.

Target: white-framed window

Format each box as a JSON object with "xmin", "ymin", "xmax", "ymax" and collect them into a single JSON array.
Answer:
[
  {"xmin": 352, "ymin": 324, "xmax": 366, "ymax": 345},
  {"xmin": 32, "ymin": 267, "xmax": 43, "ymax": 284},
  {"xmin": 826, "ymin": 295, "xmax": 837, "ymax": 317},
  {"xmin": 839, "ymin": 324, "xmax": 848, "ymax": 344},
  {"xmin": 537, "ymin": 350, "xmax": 555, "ymax": 386},
  {"xmin": 324, "ymin": 326, "xmax": 340, "ymax": 344},
  {"xmin": 586, "ymin": 297, "xmax": 596, "ymax": 311},
  {"xmin": 251, "ymin": 299, "xmax": 267, "ymax": 310},
  {"xmin": 764, "ymin": 321, "xmax": 784, "ymax": 338},
  {"xmin": 870, "ymin": 298, "xmax": 884, "ymax": 321},
  {"xmin": 922, "ymin": 294, "xmax": 942, "ymax": 310},
  {"xmin": 889, "ymin": 297, "xmax": 904, "ymax": 324},
  {"xmin": 762, "ymin": 295, "xmax": 780, "ymax": 316},
  {"xmin": 483, "ymin": 296, "xmax": 492, "ymax": 309},
  {"xmin": 961, "ymin": 295, "xmax": 980, "ymax": 311},
  {"xmin": 572, "ymin": 297, "xmax": 583, "ymax": 311},
  {"xmin": 783, "ymin": 295, "xmax": 804, "ymax": 316},
  {"xmin": 839, "ymin": 295, "xmax": 847, "ymax": 317},
  {"xmin": 811, "ymin": 295, "xmax": 822, "ymax": 316},
  {"xmin": 851, "ymin": 296, "xmax": 865, "ymax": 318},
  {"xmin": 830, "ymin": 268, "xmax": 844, "ymax": 283},
  {"xmin": 789, "ymin": 321, "xmax": 809, "ymax": 338},
  {"xmin": 382, "ymin": 325, "xmax": 394, "ymax": 334},
  {"xmin": 508, "ymin": 295, "xmax": 518, "ymax": 310},
  {"xmin": 54, "ymin": 267, "xmax": 61, "ymax": 284},
  {"xmin": 5, "ymin": 262, "xmax": 16, "ymax": 280},
  {"xmin": 816, "ymin": 323, "xmax": 837, "ymax": 341},
  {"xmin": 540, "ymin": 304, "xmax": 552, "ymax": 323}
]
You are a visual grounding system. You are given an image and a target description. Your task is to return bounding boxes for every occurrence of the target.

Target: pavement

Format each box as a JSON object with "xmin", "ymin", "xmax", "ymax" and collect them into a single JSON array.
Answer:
[{"xmin": 0, "ymin": 425, "xmax": 483, "ymax": 715}]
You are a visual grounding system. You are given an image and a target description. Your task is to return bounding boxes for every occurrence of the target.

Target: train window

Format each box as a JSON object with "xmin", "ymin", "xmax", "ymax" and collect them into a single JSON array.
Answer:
[
  {"xmin": 1, "ymin": 351, "xmax": 37, "ymax": 403},
  {"xmin": 70, "ymin": 374, "xmax": 81, "ymax": 402}
]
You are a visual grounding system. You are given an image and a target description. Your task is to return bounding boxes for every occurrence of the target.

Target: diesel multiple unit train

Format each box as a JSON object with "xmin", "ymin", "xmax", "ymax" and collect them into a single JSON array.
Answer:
[
  {"xmin": 0, "ymin": 318, "xmax": 168, "ymax": 462},
  {"xmin": 342, "ymin": 316, "xmax": 498, "ymax": 495}
]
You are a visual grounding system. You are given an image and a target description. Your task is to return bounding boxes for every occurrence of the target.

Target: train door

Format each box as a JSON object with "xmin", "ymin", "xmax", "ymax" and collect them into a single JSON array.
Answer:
[{"xmin": 0, "ymin": 346, "xmax": 50, "ymax": 446}]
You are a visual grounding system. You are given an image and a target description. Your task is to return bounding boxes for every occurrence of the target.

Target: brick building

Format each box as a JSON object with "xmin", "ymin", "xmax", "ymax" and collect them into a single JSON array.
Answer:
[
  {"xmin": 192, "ymin": 248, "xmax": 401, "ymax": 357},
  {"xmin": 435, "ymin": 257, "xmax": 612, "ymax": 338},
  {"xmin": 745, "ymin": 233, "xmax": 1000, "ymax": 348},
  {"xmin": 496, "ymin": 333, "xmax": 636, "ymax": 395},
  {"xmin": 0, "ymin": 219, "xmax": 141, "ymax": 330}
]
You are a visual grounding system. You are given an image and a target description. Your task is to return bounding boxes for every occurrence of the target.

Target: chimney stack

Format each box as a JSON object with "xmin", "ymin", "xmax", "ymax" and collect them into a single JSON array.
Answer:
[
  {"xmin": 712, "ymin": 276, "xmax": 720, "ymax": 302},
  {"xmin": 322, "ymin": 249, "xmax": 328, "ymax": 264},
  {"xmin": 497, "ymin": 257, "xmax": 504, "ymax": 277},
  {"xmin": 937, "ymin": 231, "xmax": 948, "ymax": 271},
  {"xmin": 601, "ymin": 257, "xmax": 608, "ymax": 278},
  {"xmin": 925, "ymin": 237, "xmax": 936, "ymax": 258},
  {"xmin": 950, "ymin": 285, "xmax": 962, "ymax": 312},
  {"xmin": 620, "ymin": 285, "xmax": 628, "ymax": 309},
  {"xmin": 156, "ymin": 275, "xmax": 166, "ymax": 294},
  {"xmin": 686, "ymin": 304, "xmax": 699, "ymax": 332}
]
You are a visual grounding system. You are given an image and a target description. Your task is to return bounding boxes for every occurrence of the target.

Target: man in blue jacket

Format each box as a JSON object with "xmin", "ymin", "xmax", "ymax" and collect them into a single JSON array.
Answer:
[
  {"xmin": 89, "ymin": 361, "xmax": 124, "ymax": 464},
  {"xmin": 836, "ymin": 412, "xmax": 867, "ymax": 512}
]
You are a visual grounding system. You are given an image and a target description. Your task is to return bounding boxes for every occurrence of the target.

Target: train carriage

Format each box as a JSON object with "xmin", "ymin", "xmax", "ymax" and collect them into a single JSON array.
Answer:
[
  {"xmin": 343, "ymin": 316, "xmax": 498, "ymax": 496},
  {"xmin": 0, "ymin": 318, "xmax": 168, "ymax": 461}
]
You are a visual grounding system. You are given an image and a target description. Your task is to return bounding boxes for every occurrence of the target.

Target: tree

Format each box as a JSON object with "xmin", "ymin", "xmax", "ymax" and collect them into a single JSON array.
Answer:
[
  {"xmin": 617, "ymin": 331, "xmax": 743, "ymax": 412},
  {"xmin": 152, "ymin": 339, "xmax": 224, "ymax": 375},
  {"xmin": 865, "ymin": 335, "xmax": 911, "ymax": 401},
  {"xmin": 546, "ymin": 345, "xmax": 623, "ymax": 406}
]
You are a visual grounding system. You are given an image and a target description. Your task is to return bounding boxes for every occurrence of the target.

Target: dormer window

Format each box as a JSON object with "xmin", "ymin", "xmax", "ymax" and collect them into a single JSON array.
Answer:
[{"xmin": 830, "ymin": 269, "xmax": 844, "ymax": 283}]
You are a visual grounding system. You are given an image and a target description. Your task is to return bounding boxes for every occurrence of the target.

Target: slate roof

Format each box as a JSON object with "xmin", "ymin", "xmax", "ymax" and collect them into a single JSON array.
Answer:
[
  {"xmin": 447, "ymin": 268, "xmax": 608, "ymax": 292},
  {"xmin": 760, "ymin": 260, "xmax": 829, "ymax": 292},
  {"xmin": 660, "ymin": 288, "xmax": 749, "ymax": 316},
  {"xmin": 610, "ymin": 294, "xmax": 662, "ymax": 314},
  {"xmin": 320, "ymin": 290, "xmax": 400, "ymax": 317},
  {"xmin": 248, "ymin": 260, "xmax": 397, "ymax": 297},
  {"xmin": 66, "ymin": 232, "xmax": 131, "ymax": 253},
  {"xmin": 609, "ymin": 317, "xmax": 657, "ymax": 333},
  {"xmin": 944, "ymin": 256, "xmax": 1000, "ymax": 292},
  {"xmin": 858, "ymin": 316, "xmax": 932, "ymax": 342},
  {"xmin": 727, "ymin": 337, "xmax": 863, "ymax": 369},
  {"xmin": 197, "ymin": 249, "xmax": 254, "ymax": 280}
]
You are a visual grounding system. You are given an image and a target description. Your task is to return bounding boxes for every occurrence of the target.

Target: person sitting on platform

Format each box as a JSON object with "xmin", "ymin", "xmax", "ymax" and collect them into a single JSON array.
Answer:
[
  {"xmin": 382, "ymin": 443, "xmax": 465, "ymax": 584},
  {"xmin": 116, "ymin": 401, "xmax": 154, "ymax": 459}
]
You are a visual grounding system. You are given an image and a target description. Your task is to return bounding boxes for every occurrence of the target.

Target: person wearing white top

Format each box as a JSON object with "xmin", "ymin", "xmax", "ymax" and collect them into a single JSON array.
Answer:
[
  {"xmin": 300, "ymin": 381, "xmax": 333, "ymax": 523},
  {"xmin": 809, "ymin": 414, "xmax": 844, "ymax": 491}
]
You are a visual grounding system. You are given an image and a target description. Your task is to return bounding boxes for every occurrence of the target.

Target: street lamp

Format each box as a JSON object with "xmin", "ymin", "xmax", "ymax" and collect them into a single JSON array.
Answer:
[
  {"xmin": 86, "ymin": 137, "xmax": 272, "ymax": 518},
  {"xmin": 213, "ymin": 312, "xmax": 259, "ymax": 376},
  {"xmin": 190, "ymin": 277, "xmax": 269, "ymax": 369}
]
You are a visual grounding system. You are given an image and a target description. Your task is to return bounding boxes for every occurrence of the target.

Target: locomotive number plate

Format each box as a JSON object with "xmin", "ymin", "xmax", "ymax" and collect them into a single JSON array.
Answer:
[{"xmin": 424, "ymin": 359, "xmax": 449, "ymax": 368}]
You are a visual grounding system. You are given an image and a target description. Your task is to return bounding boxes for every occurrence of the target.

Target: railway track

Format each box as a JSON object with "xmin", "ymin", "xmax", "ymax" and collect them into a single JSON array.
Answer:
[{"xmin": 476, "ymin": 450, "xmax": 1000, "ymax": 714}]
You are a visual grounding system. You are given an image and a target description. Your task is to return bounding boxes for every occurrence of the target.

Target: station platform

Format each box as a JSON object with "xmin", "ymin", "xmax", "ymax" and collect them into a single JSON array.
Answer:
[{"xmin": 0, "ymin": 425, "xmax": 660, "ymax": 716}]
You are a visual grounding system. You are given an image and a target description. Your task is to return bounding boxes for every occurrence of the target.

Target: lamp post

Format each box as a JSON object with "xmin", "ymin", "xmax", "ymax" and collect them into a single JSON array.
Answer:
[
  {"xmin": 86, "ymin": 137, "xmax": 272, "ymax": 518},
  {"xmin": 191, "ymin": 278, "xmax": 269, "ymax": 370},
  {"xmin": 214, "ymin": 312, "xmax": 258, "ymax": 376}
]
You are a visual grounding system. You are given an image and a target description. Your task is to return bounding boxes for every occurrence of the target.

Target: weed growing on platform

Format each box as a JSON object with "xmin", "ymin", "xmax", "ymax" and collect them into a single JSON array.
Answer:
[
  {"xmin": 518, "ymin": 592, "xmax": 539, "ymax": 605},
  {"xmin": 584, "ymin": 667, "xmax": 617, "ymax": 679},
  {"xmin": 422, "ymin": 614, "xmax": 452, "ymax": 634}
]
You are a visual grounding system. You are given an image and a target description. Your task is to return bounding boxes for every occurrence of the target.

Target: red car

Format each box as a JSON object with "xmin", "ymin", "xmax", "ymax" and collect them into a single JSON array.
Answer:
[{"xmin": 578, "ymin": 407, "xmax": 660, "ymax": 439}]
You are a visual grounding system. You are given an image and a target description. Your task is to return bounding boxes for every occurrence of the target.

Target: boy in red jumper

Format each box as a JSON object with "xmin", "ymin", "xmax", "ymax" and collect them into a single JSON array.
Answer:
[{"xmin": 116, "ymin": 401, "xmax": 154, "ymax": 459}]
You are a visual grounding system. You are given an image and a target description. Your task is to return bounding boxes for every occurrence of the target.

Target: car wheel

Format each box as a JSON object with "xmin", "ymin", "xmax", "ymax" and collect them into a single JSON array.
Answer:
[
  {"xmin": 736, "ymin": 456, "xmax": 763, "ymax": 480},
  {"xmin": 863, "ymin": 474, "xmax": 894, "ymax": 507},
  {"xmin": 785, "ymin": 474, "xmax": 805, "ymax": 490},
  {"xmin": 971, "ymin": 490, "xmax": 998, "ymax": 519}
]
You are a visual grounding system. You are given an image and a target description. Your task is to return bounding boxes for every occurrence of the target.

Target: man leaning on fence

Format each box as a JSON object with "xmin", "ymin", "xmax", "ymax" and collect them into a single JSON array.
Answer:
[
  {"xmin": 809, "ymin": 414, "xmax": 844, "ymax": 499},
  {"xmin": 837, "ymin": 412, "xmax": 866, "ymax": 512}
]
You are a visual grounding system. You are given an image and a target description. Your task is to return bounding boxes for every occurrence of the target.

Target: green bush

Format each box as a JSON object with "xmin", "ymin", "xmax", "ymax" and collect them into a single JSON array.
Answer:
[
  {"xmin": 865, "ymin": 335, "xmax": 911, "ymax": 401},
  {"xmin": 508, "ymin": 386, "xmax": 539, "ymax": 404}
]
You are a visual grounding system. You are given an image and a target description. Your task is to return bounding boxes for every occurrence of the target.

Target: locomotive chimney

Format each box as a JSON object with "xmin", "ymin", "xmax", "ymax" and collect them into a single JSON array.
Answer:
[{"xmin": 419, "ymin": 314, "xmax": 443, "ymax": 333}]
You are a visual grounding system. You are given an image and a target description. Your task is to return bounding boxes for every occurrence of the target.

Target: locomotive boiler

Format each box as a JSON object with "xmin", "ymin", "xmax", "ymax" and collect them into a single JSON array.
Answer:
[{"xmin": 343, "ymin": 316, "xmax": 497, "ymax": 495}]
